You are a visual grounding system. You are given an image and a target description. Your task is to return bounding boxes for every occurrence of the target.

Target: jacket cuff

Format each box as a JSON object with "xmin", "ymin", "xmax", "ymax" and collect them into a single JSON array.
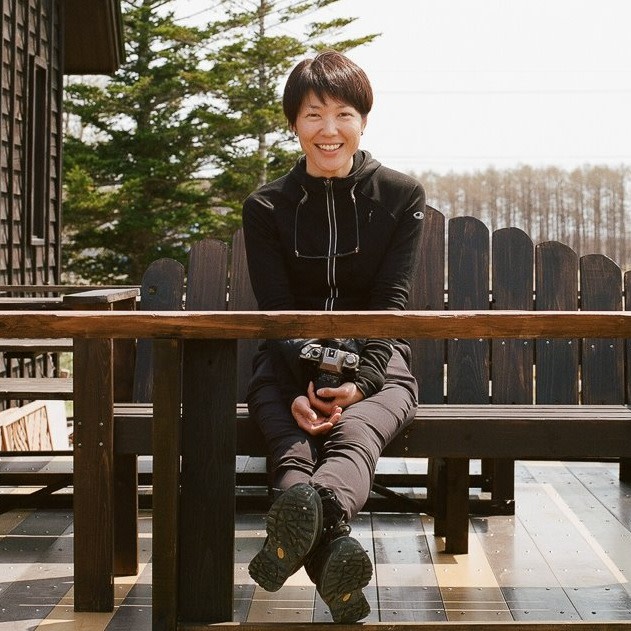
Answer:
[{"xmin": 355, "ymin": 338, "xmax": 393, "ymax": 397}]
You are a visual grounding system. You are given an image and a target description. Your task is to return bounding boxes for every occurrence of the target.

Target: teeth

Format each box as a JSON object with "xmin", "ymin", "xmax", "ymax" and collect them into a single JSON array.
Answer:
[{"xmin": 318, "ymin": 144, "xmax": 341, "ymax": 151}]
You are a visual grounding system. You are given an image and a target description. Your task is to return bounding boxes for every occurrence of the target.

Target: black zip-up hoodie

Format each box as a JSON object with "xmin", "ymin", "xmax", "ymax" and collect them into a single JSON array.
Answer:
[{"xmin": 243, "ymin": 150, "xmax": 425, "ymax": 403}]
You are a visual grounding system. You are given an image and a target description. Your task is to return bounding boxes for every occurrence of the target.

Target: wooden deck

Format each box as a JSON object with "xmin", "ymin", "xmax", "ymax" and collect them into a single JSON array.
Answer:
[{"xmin": 1, "ymin": 459, "xmax": 631, "ymax": 628}]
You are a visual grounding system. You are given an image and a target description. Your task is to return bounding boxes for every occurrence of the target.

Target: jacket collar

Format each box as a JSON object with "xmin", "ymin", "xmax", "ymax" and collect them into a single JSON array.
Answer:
[{"xmin": 288, "ymin": 150, "xmax": 380, "ymax": 193}]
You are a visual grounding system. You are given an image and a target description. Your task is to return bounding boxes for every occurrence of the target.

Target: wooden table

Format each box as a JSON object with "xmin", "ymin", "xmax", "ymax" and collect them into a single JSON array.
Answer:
[{"xmin": 2, "ymin": 309, "xmax": 631, "ymax": 630}]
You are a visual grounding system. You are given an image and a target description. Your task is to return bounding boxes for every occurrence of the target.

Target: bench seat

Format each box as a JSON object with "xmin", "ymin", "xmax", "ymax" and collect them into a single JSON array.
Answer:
[
  {"xmin": 113, "ymin": 401, "xmax": 631, "ymax": 459},
  {"xmin": 113, "ymin": 400, "xmax": 631, "ymax": 548},
  {"xmin": 389, "ymin": 404, "xmax": 631, "ymax": 459}
]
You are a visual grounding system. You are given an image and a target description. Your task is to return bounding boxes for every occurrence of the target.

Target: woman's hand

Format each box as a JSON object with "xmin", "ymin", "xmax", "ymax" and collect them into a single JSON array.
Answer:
[
  {"xmin": 308, "ymin": 381, "xmax": 364, "ymax": 416},
  {"xmin": 291, "ymin": 394, "xmax": 342, "ymax": 435}
]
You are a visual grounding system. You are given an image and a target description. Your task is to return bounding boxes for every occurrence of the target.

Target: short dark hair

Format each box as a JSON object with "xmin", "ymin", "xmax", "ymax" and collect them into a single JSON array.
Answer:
[{"xmin": 283, "ymin": 51, "xmax": 373, "ymax": 128}]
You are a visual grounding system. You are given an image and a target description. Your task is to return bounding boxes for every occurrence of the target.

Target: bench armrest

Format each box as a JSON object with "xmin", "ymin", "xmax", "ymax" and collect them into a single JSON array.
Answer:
[{"xmin": 62, "ymin": 288, "xmax": 140, "ymax": 307}]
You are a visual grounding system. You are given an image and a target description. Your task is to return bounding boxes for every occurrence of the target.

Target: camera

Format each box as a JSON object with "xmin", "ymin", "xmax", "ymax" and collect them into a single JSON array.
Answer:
[{"xmin": 299, "ymin": 342, "xmax": 360, "ymax": 394}]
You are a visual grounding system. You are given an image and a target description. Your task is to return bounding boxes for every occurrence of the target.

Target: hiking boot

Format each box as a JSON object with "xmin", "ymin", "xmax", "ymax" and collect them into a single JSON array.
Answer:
[
  {"xmin": 304, "ymin": 488, "xmax": 372, "ymax": 623},
  {"xmin": 248, "ymin": 483, "xmax": 323, "ymax": 592}
]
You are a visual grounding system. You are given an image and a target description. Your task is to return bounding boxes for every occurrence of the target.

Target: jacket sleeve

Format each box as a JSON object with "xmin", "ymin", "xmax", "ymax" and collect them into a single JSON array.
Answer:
[
  {"xmin": 243, "ymin": 193, "xmax": 307, "ymax": 404},
  {"xmin": 355, "ymin": 338, "xmax": 393, "ymax": 397},
  {"xmin": 242, "ymin": 193, "xmax": 295, "ymax": 311},
  {"xmin": 358, "ymin": 181, "xmax": 426, "ymax": 397}
]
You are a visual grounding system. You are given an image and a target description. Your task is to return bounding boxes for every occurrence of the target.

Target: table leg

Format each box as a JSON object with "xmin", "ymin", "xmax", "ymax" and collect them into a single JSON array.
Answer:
[
  {"xmin": 73, "ymin": 337, "xmax": 114, "ymax": 611},
  {"xmin": 178, "ymin": 339, "xmax": 237, "ymax": 623},
  {"xmin": 152, "ymin": 339, "xmax": 182, "ymax": 631}
]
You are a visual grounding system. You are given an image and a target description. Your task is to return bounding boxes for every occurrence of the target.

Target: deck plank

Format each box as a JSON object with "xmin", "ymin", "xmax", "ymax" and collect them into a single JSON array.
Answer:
[
  {"xmin": 423, "ymin": 515, "xmax": 513, "ymax": 622},
  {"xmin": 473, "ymin": 465, "xmax": 581, "ymax": 621},
  {"xmin": 0, "ymin": 509, "xmax": 75, "ymax": 629},
  {"xmin": 373, "ymin": 512, "xmax": 445, "ymax": 622},
  {"xmin": 1, "ymin": 460, "xmax": 631, "ymax": 628},
  {"xmin": 521, "ymin": 462, "xmax": 631, "ymax": 621},
  {"xmin": 568, "ymin": 463, "xmax": 631, "ymax": 530}
]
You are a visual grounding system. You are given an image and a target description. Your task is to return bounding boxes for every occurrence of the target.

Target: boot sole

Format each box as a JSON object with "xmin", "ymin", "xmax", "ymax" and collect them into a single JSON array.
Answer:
[
  {"xmin": 317, "ymin": 536, "xmax": 372, "ymax": 623},
  {"xmin": 248, "ymin": 483, "xmax": 322, "ymax": 591}
]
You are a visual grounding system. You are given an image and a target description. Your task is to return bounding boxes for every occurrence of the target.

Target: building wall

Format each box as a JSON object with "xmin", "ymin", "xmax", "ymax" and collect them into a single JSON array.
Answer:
[{"xmin": 0, "ymin": 0, "xmax": 61, "ymax": 285}]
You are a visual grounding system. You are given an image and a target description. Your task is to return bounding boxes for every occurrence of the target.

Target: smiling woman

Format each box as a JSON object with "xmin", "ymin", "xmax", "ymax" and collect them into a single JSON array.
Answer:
[{"xmin": 240, "ymin": 50, "xmax": 426, "ymax": 623}]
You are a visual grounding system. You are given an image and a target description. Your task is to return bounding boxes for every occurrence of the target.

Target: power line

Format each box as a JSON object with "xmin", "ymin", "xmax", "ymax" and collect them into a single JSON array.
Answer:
[
  {"xmin": 378, "ymin": 155, "xmax": 631, "ymax": 161},
  {"xmin": 376, "ymin": 88, "xmax": 631, "ymax": 96},
  {"xmin": 172, "ymin": 0, "xmax": 231, "ymax": 23}
]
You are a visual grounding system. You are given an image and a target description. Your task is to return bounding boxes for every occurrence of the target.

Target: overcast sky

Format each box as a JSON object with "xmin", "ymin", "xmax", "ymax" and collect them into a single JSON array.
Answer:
[{"xmin": 172, "ymin": 0, "xmax": 631, "ymax": 175}]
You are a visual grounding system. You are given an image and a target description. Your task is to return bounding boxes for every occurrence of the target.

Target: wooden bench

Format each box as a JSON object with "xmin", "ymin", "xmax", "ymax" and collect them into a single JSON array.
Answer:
[
  {"xmin": 0, "ymin": 399, "xmax": 68, "ymax": 450},
  {"xmin": 0, "ymin": 296, "xmax": 72, "ymax": 391},
  {"xmin": 0, "ymin": 286, "xmax": 138, "ymax": 394},
  {"xmin": 70, "ymin": 207, "xmax": 631, "ymax": 613}
]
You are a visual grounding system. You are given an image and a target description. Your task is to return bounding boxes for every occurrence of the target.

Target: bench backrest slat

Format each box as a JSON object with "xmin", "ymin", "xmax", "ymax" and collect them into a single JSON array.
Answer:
[
  {"xmin": 535, "ymin": 241, "xmax": 579, "ymax": 403},
  {"xmin": 133, "ymin": 258, "xmax": 185, "ymax": 403},
  {"xmin": 409, "ymin": 205, "xmax": 445, "ymax": 403},
  {"xmin": 491, "ymin": 227, "xmax": 534, "ymax": 404},
  {"xmin": 580, "ymin": 254, "xmax": 624, "ymax": 404},
  {"xmin": 186, "ymin": 239, "xmax": 229, "ymax": 311},
  {"xmin": 447, "ymin": 216, "xmax": 490, "ymax": 403}
]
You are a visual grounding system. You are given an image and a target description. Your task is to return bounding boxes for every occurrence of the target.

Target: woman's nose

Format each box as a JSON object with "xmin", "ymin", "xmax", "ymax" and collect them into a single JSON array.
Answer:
[{"xmin": 321, "ymin": 116, "xmax": 338, "ymax": 135}]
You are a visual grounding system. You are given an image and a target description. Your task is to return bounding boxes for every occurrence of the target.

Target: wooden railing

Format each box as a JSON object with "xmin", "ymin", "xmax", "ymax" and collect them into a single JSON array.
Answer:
[
  {"xmin": 3, "ymin": 309, "xmax": 631, "ymax": 338},
  {"xmin": 2, "ymin": 309, "xmax": 631, "ymax": 630}
]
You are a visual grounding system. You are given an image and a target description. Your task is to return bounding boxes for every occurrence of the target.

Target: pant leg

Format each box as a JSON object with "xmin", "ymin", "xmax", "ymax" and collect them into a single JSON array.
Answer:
[
  {"xmin": 248, "ymin": 348, "xmax": 417, "ymax": 518},
  {"xmin": 247, "ymin": 352, "xmax": 320, "ymax": 490},
  {"xmin": 311, "ymin": 349, "xmax": 417, "ymax": 519}
]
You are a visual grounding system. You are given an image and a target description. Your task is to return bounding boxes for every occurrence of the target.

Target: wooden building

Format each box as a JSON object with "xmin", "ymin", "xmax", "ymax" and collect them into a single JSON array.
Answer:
[{"xmin": 0, "ymin": 0, "xmax": 123, "ymax": 286}]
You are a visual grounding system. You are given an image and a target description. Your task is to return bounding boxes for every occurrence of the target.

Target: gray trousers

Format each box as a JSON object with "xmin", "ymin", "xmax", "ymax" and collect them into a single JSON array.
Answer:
[{"xmin": 247, "ymin": 348, "xmax": 418, "ymax": 520}]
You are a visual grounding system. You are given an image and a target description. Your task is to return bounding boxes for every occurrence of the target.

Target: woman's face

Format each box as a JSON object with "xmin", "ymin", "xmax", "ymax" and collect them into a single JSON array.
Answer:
[{"xmin": 293, "ymin": 90, "xmax": 366, "ymax": 179}]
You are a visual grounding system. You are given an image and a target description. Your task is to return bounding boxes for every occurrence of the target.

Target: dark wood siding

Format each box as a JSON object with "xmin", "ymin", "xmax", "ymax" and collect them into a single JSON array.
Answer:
[{"xmin": 1, "ymin": 0, "xmax": 61, "ymax": 286}]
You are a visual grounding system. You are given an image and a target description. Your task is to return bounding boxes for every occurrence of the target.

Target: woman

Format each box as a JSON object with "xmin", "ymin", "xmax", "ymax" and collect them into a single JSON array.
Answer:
[{"xmin": 242, "ymin": 50, "xmax": 425, "ymax": 623}]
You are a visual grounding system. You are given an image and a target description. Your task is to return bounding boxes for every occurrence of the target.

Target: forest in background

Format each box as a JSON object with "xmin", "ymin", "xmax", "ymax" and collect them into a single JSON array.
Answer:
[{"xmin": 418, "ymin": 164, "xmax": 631, "ymax": 271}]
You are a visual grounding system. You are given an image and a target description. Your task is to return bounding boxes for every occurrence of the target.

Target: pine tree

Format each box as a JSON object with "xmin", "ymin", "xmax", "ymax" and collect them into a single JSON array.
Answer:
[
  {"xmin": 62, "ymin": 0, "xmax": 377, "ymax": 283},
  {"xmin": 63, "ymin": 0, "xmax": 232, "ymax": 282}
]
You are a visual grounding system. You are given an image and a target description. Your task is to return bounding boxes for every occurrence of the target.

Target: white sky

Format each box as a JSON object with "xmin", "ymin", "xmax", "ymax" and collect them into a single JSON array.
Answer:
[{"xmin": 172, "ymin": 0, "xmax": 631, "ymax": 175}]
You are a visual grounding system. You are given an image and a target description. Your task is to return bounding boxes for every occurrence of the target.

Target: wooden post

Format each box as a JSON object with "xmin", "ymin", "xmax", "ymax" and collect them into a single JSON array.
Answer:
[
  {"xmin": 444, "ymin": 457, "xmax": 469, "ymax": 554},
  {"xmin": 178, "ymin": 338, "xmax": 237, "ymax": 623},
  {"xmin": 73, "ymin": 337, "xmax": 115, "ymax": 611},
  {"xmin": 152, "ymin": 339, "xmax": 182, "ymax": 631}
]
